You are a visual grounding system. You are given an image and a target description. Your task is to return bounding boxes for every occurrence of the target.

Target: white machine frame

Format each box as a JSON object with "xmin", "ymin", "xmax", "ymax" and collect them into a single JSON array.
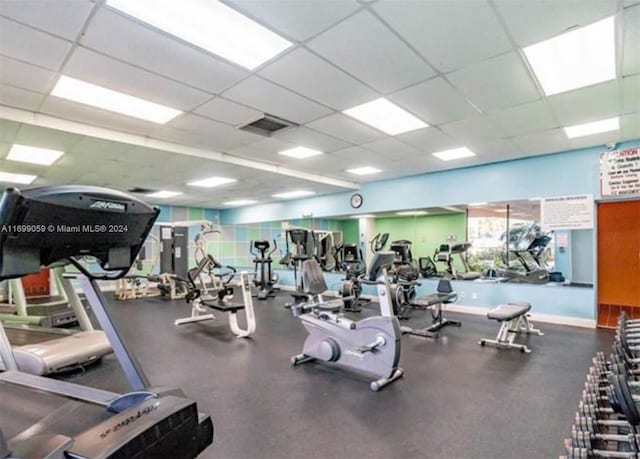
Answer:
[
  {"xmin": 175, "ymin": 271, "xmax": 256, "ymax": 338},
  {"xmin": 479, "ymin": 303, "xmax": 543, "ymax": 353}
]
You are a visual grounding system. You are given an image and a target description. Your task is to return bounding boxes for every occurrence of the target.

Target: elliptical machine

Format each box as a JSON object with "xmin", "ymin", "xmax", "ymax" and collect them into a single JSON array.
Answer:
[
  {"xmin": 337, "ymin": 243, "xmax": 369, "ymax": 312},
  {"xmin": 290, "ymin": 251, "xmax": 403, "ymax": 391},
  {"xmin": 250, "ymin": 240, "xmax": 279, "ymax": 300},
  {"xmin": 284, "ymin": 228, "xmax": 315, "ymax": 307}
]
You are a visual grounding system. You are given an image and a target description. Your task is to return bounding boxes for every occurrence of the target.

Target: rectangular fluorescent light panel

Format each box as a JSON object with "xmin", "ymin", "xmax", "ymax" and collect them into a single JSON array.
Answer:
[
  {"xmin": 278, "ymin": 147, "xmax": 323, "ymax": 159},
  {"xmin": 432, "ymin": 147, "xmax": 476, "ymax": 161},
  {"xmin": 564, "ymin": 117, "xmax": 619, "ymax": 138},
  {"xmin": 7, "ymin": 144, "xmax": 64, "ymax": 166},
  {"xmin": 396, "ymin": 210, "xmax": 428, "ymax": 216},
  {"xmin": 146, "ymin": 190, "xmax": 182, "ymax": 198},
  {"xmin": 523, "ymin": 16, "xmax": 616, "ymax": 96},
  {"xmin": 51, "ymin": 75, "xmax": 182, "ymax": 124},
  {"xmin": 272, "ymin": 190, "xmax": 315, "ymax": 199},
  {"xmin": 468, "ymin": 202, "xmax": 488, "ymax": 207},
  {"xmin": 0, "ymin": 171, "xmax": 37, "ymax": 184},
  {"xmin": 106, "ymin": 0, "xmax": 292, "ymax": 70},
  {"xmin": 347, "ymin": 166, "xmax": 381, "ymax": 175},
  {"xmin": 224, "ymin": 199, "xmax": 257, "ymax": 206},
  {"xmin": 351, "ymin": 214, "xmax": 376, "ymax": 218},
  {"xmin": 188, "ymin": 176, "xmax": 237, "ymax": 188},
  {"xmin": 343, "ymin": 98, "xmax": 428, "ymax": 135}
]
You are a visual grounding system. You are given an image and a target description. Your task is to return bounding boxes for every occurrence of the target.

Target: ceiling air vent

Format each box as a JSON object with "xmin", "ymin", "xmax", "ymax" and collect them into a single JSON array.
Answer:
[
  {"xmin": 128, "ymin": 187, "xmax": 156, "ymax": 194},
  {"xmin": 238, "ymin": 114, "xmax": 298, "ymax": 137}
]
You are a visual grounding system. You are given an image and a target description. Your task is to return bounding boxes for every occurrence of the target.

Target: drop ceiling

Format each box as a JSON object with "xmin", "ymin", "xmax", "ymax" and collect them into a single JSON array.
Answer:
[{"xmin": 0, "ymin": 0, "xmax": 638, "ymax": 208}]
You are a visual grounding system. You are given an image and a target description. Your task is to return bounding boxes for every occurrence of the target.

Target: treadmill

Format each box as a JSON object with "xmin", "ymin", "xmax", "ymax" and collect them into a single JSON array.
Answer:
[
  {"xmin": 0, "ymin": 267, "xmax": 111, "ymax": 376},
  {"xmin": 0, "ymin": 266, "xmax": 77, "ymax": 328},
  {"xmin": 0, "ymin": 185, "xmax": 213, "ymax": 458}
]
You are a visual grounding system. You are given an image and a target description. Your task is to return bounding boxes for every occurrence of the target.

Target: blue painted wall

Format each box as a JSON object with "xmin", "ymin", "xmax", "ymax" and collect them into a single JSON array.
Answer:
[{"xmin": 221, "ymin": 139, "xmax": 640, "ymax": 225}]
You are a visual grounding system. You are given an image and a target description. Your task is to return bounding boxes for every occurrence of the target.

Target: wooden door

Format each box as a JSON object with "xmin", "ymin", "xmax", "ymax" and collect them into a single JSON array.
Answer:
[{"xmin": 597, "ymin": 200, "xmax": 640, "ymax": 327}]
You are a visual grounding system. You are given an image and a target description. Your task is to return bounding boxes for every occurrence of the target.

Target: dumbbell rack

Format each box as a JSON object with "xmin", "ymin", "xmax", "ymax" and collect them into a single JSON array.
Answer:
[{"xmin": 560, "ymin": 312, "xmax": 640, "ymax": 459}]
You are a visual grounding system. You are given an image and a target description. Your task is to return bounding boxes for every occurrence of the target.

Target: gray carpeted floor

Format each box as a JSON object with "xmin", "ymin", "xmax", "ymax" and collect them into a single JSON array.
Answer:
[{"xmin": 60, "ymin": 292, "xmax": 613, "ymax": 459}]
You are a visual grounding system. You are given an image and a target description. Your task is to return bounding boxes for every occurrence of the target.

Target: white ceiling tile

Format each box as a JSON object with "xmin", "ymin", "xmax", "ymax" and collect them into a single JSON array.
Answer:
[
  {"xmin": 623, "ymin": 5, "xmax": 640, "ymax": 76},
  {"xmin": 625, "ymin": 0, "xmax": 640, "ymax": 6},
  {"xmin": 547, "ymin": 79, "xmax": 621, "ymax": 125},
  {"xmin": 40, "ymin": 96, "xmax": 162, "ymax": 135},
  {"xmin": 225, "ymin": 0, "xmax": 360, "ymax": 42},
  {"xmin": 0, "ymin": 55, "xmax": 56, "ymax": 93},
  {"xmin": 0, "ymin": 119, "xmax": 21, "ymax": 143},
  {"xmin": 0, "ymin": 0, "xmax": 93, "ymax": 40},
  {"xmin": 395, "ymin": 127, "xmax": 457, "ymax": 154},
  {"xmin": 494, "ymin": 0, "xmax": 619, "ymax": 47},
  {"xmin": 389, "ymin": 77, "xmax": 479, "ymax": 125},
  {"xmin": 468, "ymin": 139, "xmax": 522, "ymax": 162},
  {"xmin": 447, "ymin": 52, "xmax": 541, "ymax": 112},
  {"xmin": 81, "ymin": 9, "xmax": 248, "ymax": 94},
  {"xmin": 623, "ymin": 74, "xmax": 640, "ymax": 114},
  {"xmin": 165, "ymin": 114, "xmax": 262, "ymax": 150},
  {"xmin": 0, "ymin": 141, "xmax": 10, "ymax": 156},
  {"xmin": 567, "ymin": 129, "xmax": 624, "ymax": 150},
  {"xmin": 0, "ymin": 84, "xmax": 44, "ymax": 111},
  {"xmin": 307, "ymin": 10, "xmax": 435, "ymax": 93},
  {"xmin": 222, "ymin": 76, "xmax": 332, "ymax": 124},
  {"xmin": 274, "ymin": 126, "xmax": 351, "ymax": 153},
  {"xmin": 0, "ymin": 17, "xmax": 72, "ymax": 71},
  {"xmin": 230, "ymin": 137, "xmax": 295, "ymax": 158},
  {"xmin": 67, "ymin": 137, "xmax": 134, "ymax": 160},
  {"xmin": 332, "ymin": 146, "xmax": 385, "ymax": 164},
  {"xmin": 306, "ymin": 113, "xmax": 385, "ymax": 144},
  {"xmin": 361, "ymin": 137, "xmax": 425, "ymax": 160},
  {"xmin": 439, "ymin": 117, "xmax": 506, "ymax": 144},
  {"xmin": 621, "ymin": 112, "xmax": 640, "ymax": 139},
  {"xmin": 259, "ymin": 48, "xmax": 376, "ymax": 110},
  {"xmin": 13, "ymin": 124, "xmax": 83, "ymax": 152},
  {"xmin": 194, "ymin": 97, "xmax": 262, "ymax": 126},
  {"xmin": 511, "ymin": 128, "xmax": 571, "ymax": 156},
  {"xmin": 63, "ymin": 47, "xmax": 211, "ymax": 111},
  {"xmin": 374, "ymin": 0, "xmax": 512, "ymax": 73},
  {"xmin": 486, "ymin": 100, "xmax": 559, "ymax": 137}
]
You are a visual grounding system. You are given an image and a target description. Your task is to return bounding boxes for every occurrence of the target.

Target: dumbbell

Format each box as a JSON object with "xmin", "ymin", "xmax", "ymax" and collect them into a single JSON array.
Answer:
[
  {"xmin": 609, "ymin": 374, "xmax": 640, "ymax": 426},
  {"xmin": 574, "ymin": 415, "xmax": 635, "ymax": 436},
  {"xmin": 571, "ymin": 426, "xmax": 640, "ymax": 450},
  {"xmin": 578, "ymin": 401, "xmax": 626, "ymax": 420},
  {"xmin": 564, "ymin": 437, "xmax": 640, "ymax": 458}
]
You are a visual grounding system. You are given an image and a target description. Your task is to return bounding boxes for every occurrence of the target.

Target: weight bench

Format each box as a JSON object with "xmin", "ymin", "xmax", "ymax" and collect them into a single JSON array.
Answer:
[
  {"xmin": 479, "ymin": 302, "xmax": 543, "ymax": 353},
  {"xmin": 400, "ymin": 279, "xmax": 461, "ymax": 338}
]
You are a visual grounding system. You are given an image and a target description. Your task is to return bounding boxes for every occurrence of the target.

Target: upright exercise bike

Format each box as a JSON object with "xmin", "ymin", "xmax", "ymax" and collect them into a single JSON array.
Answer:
[
  {"xmin": 251, "ymin": 240, "xmax": 279, "ymax": 300},
  {"xmin": 290, "ymin": 251, "xmax": 403, "ymax": 391}
]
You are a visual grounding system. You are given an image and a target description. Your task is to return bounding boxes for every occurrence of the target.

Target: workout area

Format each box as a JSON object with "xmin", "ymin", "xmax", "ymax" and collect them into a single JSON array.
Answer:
[{"xmin": 0, "ymin": 1, "xmax": 638, "ymax": 458}]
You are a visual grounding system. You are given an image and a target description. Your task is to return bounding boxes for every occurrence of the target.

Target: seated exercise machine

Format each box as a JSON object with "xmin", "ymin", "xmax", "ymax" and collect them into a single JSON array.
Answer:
[
  {"xmin": 479, "ymin": 302, "xmax": 543, "ymax": 353},
  {"xmin": 0, "ymin": 185, "xmax": 213, "ymax": 458},
  {"xmin": 397, "ymin": 278, "xmax": 461, "ymax": 338},
  {"xmin": 290, "ymin": 252, "xmax": 403, "ymax": 391},
  {"xmin": 251, "ymin": 240, "xmax": 279, "ymax": 300},
  {"xmin": 175, "ymin": 255, "xmax": 256, "ymax": 338}
]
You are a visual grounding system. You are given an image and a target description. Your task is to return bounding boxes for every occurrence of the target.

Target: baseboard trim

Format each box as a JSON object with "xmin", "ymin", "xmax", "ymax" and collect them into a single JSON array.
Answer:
[
  {"xmin": 445, "ymin": 304, "xmax": 596, "ymax": 329},
  {"xmin": 277, "ymin": 285, "xmax": 596, "ymax": 329}
]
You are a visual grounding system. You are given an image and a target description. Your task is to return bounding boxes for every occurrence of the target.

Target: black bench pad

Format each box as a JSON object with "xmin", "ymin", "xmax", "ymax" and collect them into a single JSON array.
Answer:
[
  {"xmin": 487, "ymin": 302, "xmax": 531, "ymax": 321},
  {"xmin": 412, "ymin": 292, "xmax": 456, "ymax": 308}
]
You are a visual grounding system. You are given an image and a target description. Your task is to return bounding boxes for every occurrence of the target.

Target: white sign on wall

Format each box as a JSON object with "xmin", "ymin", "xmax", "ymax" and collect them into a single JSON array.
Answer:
[
  {"xmin": 600, "ymin": 147, "xmax": 640, "ymax": 197},
  {"xmin": 541, "ymin": 194, "xmax": 594, "ymax": 230}
]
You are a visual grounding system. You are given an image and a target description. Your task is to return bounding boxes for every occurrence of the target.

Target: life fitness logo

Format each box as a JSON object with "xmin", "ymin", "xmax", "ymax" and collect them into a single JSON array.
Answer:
[{"xmin": 90, "ymin": 200, "xmax": 126, "ymax": 212}]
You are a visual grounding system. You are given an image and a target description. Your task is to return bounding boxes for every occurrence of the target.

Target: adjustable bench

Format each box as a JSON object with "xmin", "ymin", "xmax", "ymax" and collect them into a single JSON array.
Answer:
[
  {"xmin": 479, "ymin": 302, "xmax": 543, "ymax": 353},
  {"xmin": 400, "ymin": 279, "xmax": 461, "ymax": 338}
]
